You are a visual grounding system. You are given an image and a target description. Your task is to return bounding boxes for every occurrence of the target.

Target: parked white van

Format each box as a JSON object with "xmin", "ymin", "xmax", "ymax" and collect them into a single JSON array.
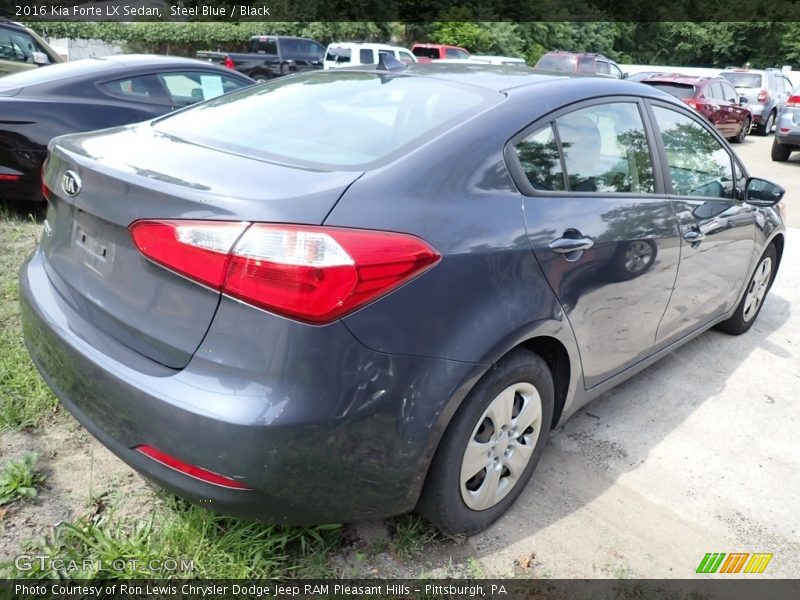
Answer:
[{"xmin": 323, "ymin": 43, "xmax": 417, "ymax": 70}]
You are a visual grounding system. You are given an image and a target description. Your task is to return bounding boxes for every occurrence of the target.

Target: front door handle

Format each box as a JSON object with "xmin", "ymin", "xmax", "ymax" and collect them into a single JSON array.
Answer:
[
  {"xmin": 683, "ymin": 230, "xmax": 704, "ymax": 243},
  {"xmin": 549, "ymin": 236, "xmax": 595, "ymax": 254}
]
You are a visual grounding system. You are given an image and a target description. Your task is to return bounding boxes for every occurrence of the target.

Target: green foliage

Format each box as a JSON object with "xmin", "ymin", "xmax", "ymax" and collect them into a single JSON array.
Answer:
[
  {"xmin": 4, "ymin": 495, "xmax": 341, "ymax": 579},
  {"xmin": 0, "ymin": 210, "xmax": 58, "ymax": 432},
  {"xmin": 0, "ymin": 453, "xmax": 45, "ymax": 506}
]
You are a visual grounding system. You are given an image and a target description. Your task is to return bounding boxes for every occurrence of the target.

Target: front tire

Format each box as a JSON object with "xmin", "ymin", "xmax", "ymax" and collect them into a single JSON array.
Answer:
[
  {"xmin": 771, "ymin": 138, "xmax": 792, "ymax": 162},
  {"xmin": 731, "ymin": 117, "xmax": 750, "ymax": 144},
  {"xmin": 417, "ymin": 349, "xmax": 554, "ymax": 536},
  {"xmin": 717, "ymin": 244, "xmax": 777, "ymax": 335}
]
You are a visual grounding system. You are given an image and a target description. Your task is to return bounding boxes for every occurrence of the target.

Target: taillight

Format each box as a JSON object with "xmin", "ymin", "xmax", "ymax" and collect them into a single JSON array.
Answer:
[
  {"xmin": 130, "ymin": 221, "xmax": 440, "ymax": 324},
  {"xmin": 684, "ymin": 99, "xmax": 703, "ymax": 111},
  {"xmin": 0, "ymin": 174, "xmax": 20, "ymax": 182},
  {"xmin": 787, "ymin": 94, "xmax": 800, "ymax": 107},
  {"xmin": 136, "ymin": 445, "xmax": 250, "ymax": 490},
  {"xmin": 757, "ymin": 90, "xmax": 769, "ymax": 104},
  {"xmin": 223, "ymin": 56, "xmax": 235, "ymax": 69},
  {"xmin": 40, "ymin": 161, "xmax": 50, "ymax": 199}
]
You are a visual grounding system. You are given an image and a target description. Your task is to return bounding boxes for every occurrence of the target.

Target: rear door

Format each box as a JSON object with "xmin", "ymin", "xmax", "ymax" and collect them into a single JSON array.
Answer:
[
  {"xmin": 720, "ymin": 80, "xmax": 749, "ymax": 135},
  {"xmin": 508, "ymin": 99, "xmax": 681, "ymax": 388},
  {"xmin": 647, "ymin": 102, "xmax": 756, "ymax": 348}
]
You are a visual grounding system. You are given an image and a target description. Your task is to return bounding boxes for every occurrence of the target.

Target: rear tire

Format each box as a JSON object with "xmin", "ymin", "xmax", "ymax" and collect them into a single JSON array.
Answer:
[
  {"xmin": 716, "ymin": 244, "xmax": 777, "ymax": 335},
  {"xmin": 417, "ymin": 348, "xmax": 554, "ymax": 536},
  {"xmin": 771, "ymin": 138, "xmax": 792, "ymax": 162},
  {"xmin": 758, "ymin": 111, "xmax": 776, "ymax": 136},
  {"xmin": 251, "ymin": 71, "xmax": 271, "ymax": 83}
]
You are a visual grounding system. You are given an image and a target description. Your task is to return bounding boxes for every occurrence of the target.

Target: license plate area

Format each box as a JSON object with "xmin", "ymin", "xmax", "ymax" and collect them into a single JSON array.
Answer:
[{"xmin": 72, "ymin": 209, "xmax": 115, "ymax": 277}]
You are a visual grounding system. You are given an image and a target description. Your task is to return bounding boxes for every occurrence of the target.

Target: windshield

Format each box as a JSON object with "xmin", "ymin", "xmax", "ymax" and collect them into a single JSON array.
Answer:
[
  {"xmin": 535, "ymin": 54, "xmax": 578, "ymax": 72},
  {"xmin": 645, "ymin": 82, "xmax": 697, "ymax": 99},
  {"xmin": 720, "ymin": 72, "xmax": 763, "ymax": 88},
  {"xmin": 154, "ymin": 71, "xmax": 497, "ymax": 169}
]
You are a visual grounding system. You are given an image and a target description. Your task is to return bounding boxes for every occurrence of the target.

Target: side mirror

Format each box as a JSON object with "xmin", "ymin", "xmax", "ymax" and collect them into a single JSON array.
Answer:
[
  {"xmin": 745, "ymin": 177, "xmax": 784, "ymax": 207},
  {"xmin": 739, "ymin": 96, "xmax": 749, "ymax": 106},
  {"xmin": 31, "ymin": 52, "xmax": 49, "ymax": 65},
  {"xmin": 622, "ymin": 72, "xmax": 629, "ymax": 79}
]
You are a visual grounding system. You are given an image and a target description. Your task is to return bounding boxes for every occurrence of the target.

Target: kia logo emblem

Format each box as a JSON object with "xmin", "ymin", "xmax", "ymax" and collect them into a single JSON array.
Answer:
[{"xmin": 61, "ymin": 170, "xmax": 81, "ymax": 197}]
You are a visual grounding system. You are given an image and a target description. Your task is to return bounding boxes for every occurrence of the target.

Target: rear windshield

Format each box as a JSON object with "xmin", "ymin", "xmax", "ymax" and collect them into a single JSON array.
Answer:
[
  {"xmin": 326, "ymin": 47, "xmax": 351, "ymax": 63},
  {"xmin": 153, "ymin": 71, "xmax": 497, "ymax": 169},
  {"xmin": 535, "ymin": 54, "xmax": 578, "ymax": 72},
  {"xmin": 720, "ymin": 72, "xmax": 763, "ymax": 88},
  {"xmin": 645, "ymin": 82, "xmax": 697, "ymax": 99},
  {"xmin": 413, "ymin": 47, "xmax": 439, "ymax": 59}
]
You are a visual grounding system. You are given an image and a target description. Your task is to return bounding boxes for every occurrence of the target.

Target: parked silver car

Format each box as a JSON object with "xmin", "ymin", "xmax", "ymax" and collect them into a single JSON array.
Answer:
[
  {"xmin": 771, "ymin": 87, "xmax": 800, "ymax": 161},
  {"xmin": 719, "ymin": 68, "xmax": 793, "ymax": 135}
]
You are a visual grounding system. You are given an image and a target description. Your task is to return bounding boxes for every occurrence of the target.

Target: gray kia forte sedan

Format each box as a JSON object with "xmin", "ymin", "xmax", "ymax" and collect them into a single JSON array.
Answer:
[{"xmin": 20, "ymin": 63, "xmax": 786, "ymax": 535}]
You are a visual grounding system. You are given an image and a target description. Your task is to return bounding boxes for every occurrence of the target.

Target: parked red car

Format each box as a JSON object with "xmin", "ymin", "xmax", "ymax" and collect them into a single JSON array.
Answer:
[
  {"xmin": 640, "ymin": 74, "xmax": 752, "ymax": 143},
  {"xmin": 411, "ymin": 43, "xmax": 470, "ymax": 62}
]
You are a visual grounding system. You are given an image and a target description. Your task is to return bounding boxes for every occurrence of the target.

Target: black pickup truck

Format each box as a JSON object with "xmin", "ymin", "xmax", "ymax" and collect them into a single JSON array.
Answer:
[{"xmin": 197, "ymin": 36, "xmax": 325, "ymax": 82}]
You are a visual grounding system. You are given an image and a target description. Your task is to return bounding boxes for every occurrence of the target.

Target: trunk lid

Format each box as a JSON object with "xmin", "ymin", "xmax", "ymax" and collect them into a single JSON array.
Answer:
[{"xmin": 41, "ymin": 125, "xmax": 362, "ymax": 369}]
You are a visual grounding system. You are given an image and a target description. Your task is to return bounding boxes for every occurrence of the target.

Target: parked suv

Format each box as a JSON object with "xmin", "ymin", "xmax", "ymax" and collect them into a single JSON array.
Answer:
[
  {"xmin": 535, "ymin": 51, "xmax": 624, "ymax": 79},
  {"xmin": 324, "ymin": 42, "xmax": 416, "ymax": 69},
  {"xmin": 640, "ymin": 74, "xmax": 752, "ymax": 143},
  {"xmin": 0, "ymin": 19, "xmax": 63, "ymax": 76},
  {"xmin": 719, "ymin": 68, "xmax": 793, "ymax": 135}
]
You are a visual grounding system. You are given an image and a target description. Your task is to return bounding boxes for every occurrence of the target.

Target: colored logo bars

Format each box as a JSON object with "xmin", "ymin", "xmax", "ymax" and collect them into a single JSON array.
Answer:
[{"xmin": 696, "ymin": 552, "xmax": 773, "ymax": 574}]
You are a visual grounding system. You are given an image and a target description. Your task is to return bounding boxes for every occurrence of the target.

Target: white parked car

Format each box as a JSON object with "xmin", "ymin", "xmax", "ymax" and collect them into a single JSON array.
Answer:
[{"xmin": 323, "ymin": 43, "xmax": 417, "ymax": 70}]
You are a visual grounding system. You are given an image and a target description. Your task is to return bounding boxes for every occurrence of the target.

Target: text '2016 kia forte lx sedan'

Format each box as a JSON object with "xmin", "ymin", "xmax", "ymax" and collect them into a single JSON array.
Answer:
[{"xmin": 21, "ymin": 63, "xmax": 786, "ymax": 535}]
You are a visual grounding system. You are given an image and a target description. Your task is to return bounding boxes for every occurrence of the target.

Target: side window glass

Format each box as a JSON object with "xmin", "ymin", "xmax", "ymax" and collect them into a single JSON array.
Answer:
[
  {"xmin": 514, "ymin": 124, "xmax": 565, "ymax": 191},
  {"xmin": 609, "ymin": 63, "xmax": 622, "ymax": 78},
  {"xmin": 709, "ymin": 83, "xmax": 723, "ymax": 100},
  {"xmin": 101, "ymin": 75, "xmax": 164, "ymax": 103},
  {"xmin": 555, "ymin": 103, "xmax": 655, "ymax": 193},
  {"xmin": 577, "ymin": 59, "xmax": 594, "ymax": 73},
  {"xmin": 158, "ymin": 72, "xmax": 249, "ymax": 106},
  {"xmin": 596, "ymin": 61, "xmax": 610, "ymax": 74},
  {"xmin": 360, "ymin": 49, "xmax": 375, "ymax": 64},
  {"xmin": 723, "ymin": 84, "xmax": 738, "ymax": 103},
  {"xmin": 652, "ymin": 106, "xmax": 734, "ymax": 199}
]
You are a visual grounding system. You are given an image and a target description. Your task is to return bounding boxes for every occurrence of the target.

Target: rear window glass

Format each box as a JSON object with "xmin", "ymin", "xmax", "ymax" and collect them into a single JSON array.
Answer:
[
  {"xmin": 153, "ymin": 71, "xmax": 497, "ymax": 169},
  {"xmin": 645, "ymin": 82, "xmax": 697, "ymax": 99},
  {"xmin": 720, "ymin": 72, "xmax": 763, "ymax": 88},
  {"xmin": 535, "ymin": 54, "xmax": 578, "ymax": 72},
  {"xmin": 326, "ymin": 47, "xmax": 350, "ymax": 63},
  {"xmin": 249, "ymin": 38, "xmax": 278, "ymax": 54}
]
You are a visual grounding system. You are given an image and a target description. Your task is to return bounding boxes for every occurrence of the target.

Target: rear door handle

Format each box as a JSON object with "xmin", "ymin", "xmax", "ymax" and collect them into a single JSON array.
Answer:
[{"xmin": 549, "ymin": 237, "xmax": 595, "ymax": 253}]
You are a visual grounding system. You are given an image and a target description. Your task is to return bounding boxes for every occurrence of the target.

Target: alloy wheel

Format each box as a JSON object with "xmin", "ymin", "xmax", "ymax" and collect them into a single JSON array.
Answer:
[
  {"xmin": 460, "ymin": 382, "xmax": 543, "ymax": 511},
  {"xmin": 743, "ymin": 257, "xmax": 772, "ymax": 323}
]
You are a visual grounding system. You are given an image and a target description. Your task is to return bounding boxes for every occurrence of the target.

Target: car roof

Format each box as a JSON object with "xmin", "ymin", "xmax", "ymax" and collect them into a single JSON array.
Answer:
[
  {"xmin": 0, "ymin": 54, "xmax": 249, "ymax": 93},
  {"xmin": 642, "ymin": 74, "xmax": 720, "ymax": 85},
  {"xmin": 332, "ymin": 63, "xmax": 679, "ymax": 101},
  {"xmin": 326, "ymin": 42, "xmax": 408, "ymax": 51}
]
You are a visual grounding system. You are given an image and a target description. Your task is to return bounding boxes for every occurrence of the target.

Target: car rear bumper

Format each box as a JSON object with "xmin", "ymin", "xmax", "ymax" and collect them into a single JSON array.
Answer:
[
  {"xmin": 0, "ymin": 149, "xmax": 45, "ymax": 203},
  {"xmin": 775, "ymin": 113, "xmax": 800, "ymax": 146},
  {"xmin": 20, "ymin": 248, "xmax": 480, "ymax": 524}
]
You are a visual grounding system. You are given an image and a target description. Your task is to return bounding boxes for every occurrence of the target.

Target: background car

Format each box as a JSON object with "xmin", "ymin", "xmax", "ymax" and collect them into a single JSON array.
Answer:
[
  {"xmin": 323, "ymin": 42, "xmax": 416, "ymax": 69},
  {"xmin": 639, "ymin": 74, "xmax": 752, "ymax": 143},
  {"xmin": 771, "ymin": 87, "xmax": 800, "ymax": 161},
  {"xmin": 23, "ymin": 65, "xmax": 785, "ymax": 538},
  {"xmin": 411, "ymin": 43, "xmax": 470, "ymax": 62},
  {"xmin": 469, "ymin": 55, "xmax": 527, "ymax": 66},
  {"xmin": 719, "ymin": 67, "xmax": 793, "ymax": 135},
  {"xmin": 0, "ymin": 54, "xmax": 253, "ymax": 204},
  {"xmin": 534, "ymin": 51, "xmax": 625, "ymax": 78},
  {"xmin": 0, "ymin": 18, "xmax": 63, "ymax": 76}
]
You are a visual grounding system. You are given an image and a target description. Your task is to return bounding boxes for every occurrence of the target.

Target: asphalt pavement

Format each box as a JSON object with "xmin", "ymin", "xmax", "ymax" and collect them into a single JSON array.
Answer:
[{"xmin": 470, "ymin": 133, "xmax": 799, "ymax": 578}]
